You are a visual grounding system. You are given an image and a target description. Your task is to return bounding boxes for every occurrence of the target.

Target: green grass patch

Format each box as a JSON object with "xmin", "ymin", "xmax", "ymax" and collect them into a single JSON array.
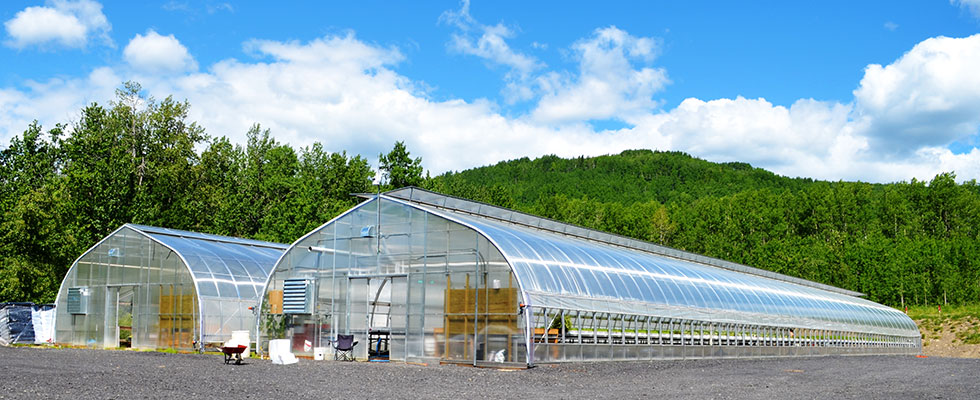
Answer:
[
  {"xmin": 909, "ymin": 303, "xmax": 980, "ymax": 347},
  {"xmin": 959, "ymin": 331, "xmax": 980, "ymax": 345},
  {"xmin": 907, "ymin": 303, "xmax": 980, "ymax": 322}
]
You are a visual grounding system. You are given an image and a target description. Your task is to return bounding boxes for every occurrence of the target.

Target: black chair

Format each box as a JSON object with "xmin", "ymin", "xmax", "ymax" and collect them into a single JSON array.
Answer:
[{"xmin": 334, "ymin": 334, "xmax": 358, "ymax": 361}]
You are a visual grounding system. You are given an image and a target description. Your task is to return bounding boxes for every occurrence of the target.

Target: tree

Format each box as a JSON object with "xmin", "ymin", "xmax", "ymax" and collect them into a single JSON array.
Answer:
[
  {"xmin": 379, "ymin": 141, "xmax": 424, "ymax": 189},
  {"xmin": 649, "ymin": 204, "xmax": 676, "ymax": 245},
  {"xmin": 0, "ymin": 122, "xmax": 70, "ymax": 303}
]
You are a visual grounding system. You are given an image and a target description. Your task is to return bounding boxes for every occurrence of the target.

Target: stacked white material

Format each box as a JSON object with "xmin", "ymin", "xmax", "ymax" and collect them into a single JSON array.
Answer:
[
  {"xmin": 269, "ymin": 339, "xmax": 298, "ymax": 365},
  {"xmin": 0, "ymin": 308, "xmax": 8, "ymax": 346},
  {"xmin": 31, "ymin": 308, "xmax": 55, "ymax": 344},
  {"xmin": 223, "ymin": 330, "xmax": 250, "ymax": 358}
]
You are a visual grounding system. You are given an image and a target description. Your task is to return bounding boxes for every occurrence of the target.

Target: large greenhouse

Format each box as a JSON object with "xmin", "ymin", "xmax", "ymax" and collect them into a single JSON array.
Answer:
[
  {"xmin": 54, "ymin": 224, "xmax": 287, "ymax": 351},
  {"xmin": 258, "ymin": 187, "xmax": 920, "ymax": 367}
]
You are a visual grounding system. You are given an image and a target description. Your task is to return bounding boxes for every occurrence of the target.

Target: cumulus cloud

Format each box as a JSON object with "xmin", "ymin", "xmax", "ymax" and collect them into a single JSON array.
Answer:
[
  {"xmin": 619, "ymin": 34, "xmax": 980, "ymax": 182},
  {"xmin": 852, "ymin": 34, "xmax": 980, "ymax": 156},
  {"xmin": 3, "ymin": 0, "xmax": 112, "ymax": 49},
  {"xmin": 123, "ymin": 30, "xmax": 197, "ymax": 74},
  {"xmin": 656, "ymin": 97, "xmax": 851, "ymax": 168},
  {"xmin": 4, "ymin": 27, "xmax": 980, "ymax": 184},
  {"xmin": 159, "ymin": 34, "xmax": 627, "ymax": 173},
  {"xmin": 532, "ymin": 26, "xmax": 668, "ymax": 124},
  {"xmin": 0, "ymin": 67, "xmax": 119, "ymax": 144}
]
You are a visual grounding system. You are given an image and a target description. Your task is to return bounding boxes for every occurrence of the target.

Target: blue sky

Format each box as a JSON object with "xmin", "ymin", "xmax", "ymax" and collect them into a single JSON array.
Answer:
[{"xmin": 3, "ymin": 1, "xmax": 980, "ymax": 182}]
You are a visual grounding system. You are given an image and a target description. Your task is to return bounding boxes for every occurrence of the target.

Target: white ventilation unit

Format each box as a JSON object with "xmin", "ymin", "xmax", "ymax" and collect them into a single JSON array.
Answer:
[
  {"xmin": 282, "ymin": 279, "xmax": 314, "ymax": 314},
  {"xmin": 67, "ymin": 287, "xmax": 89, "ymax": 315}
]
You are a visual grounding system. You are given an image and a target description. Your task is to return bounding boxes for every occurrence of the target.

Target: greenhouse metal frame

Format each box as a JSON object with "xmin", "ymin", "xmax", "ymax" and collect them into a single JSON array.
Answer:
[
  {"xmin": 54, "ymin": 224, "xmax": 287, "ymax": 351},
  {"xmin": 259, "ymin": 187, "xmax": 920, "ymax": 367}
]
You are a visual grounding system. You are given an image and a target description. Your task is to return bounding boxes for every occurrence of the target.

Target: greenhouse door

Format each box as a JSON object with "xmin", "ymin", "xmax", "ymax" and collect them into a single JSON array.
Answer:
[
  {"xmin": 388, "ymin": 276, "xmax": 407, "ymax": 362},
  {"xmin": 346, "ymin": 275, "xmax": 407, "ymax": 361},
  {"xmin": 103, "ymin": 285, "xmax": 136, "ymax": 348}
]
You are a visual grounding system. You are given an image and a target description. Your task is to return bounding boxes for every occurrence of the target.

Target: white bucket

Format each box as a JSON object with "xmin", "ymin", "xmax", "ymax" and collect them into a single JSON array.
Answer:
[{"xmin": 313, "ymin": 347, "xmax": 327, "ymax": 361}]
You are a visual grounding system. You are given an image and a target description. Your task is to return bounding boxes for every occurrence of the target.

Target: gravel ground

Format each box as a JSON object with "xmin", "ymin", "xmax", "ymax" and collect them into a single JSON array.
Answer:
[{"xmin": 1, "ymin": 346, "xmax": 979, "ymax": 399}]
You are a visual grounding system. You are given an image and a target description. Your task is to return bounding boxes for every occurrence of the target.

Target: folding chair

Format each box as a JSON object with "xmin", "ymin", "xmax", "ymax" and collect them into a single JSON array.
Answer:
[{"xmin": 333, "ymin": 334, "xmax": 358, "ymax": 361}]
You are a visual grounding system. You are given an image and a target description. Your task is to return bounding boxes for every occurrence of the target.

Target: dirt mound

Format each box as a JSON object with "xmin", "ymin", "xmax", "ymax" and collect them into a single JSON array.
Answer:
[{"xmin": 917, "ymin": 315, "xmax": 980, "ymax": 358}]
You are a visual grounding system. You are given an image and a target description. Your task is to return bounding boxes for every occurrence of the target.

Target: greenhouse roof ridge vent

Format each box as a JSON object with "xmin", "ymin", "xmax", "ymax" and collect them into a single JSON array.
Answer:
[
  {"xmin": 124, "ymin": 224, "xmax": 290, "ymax": 251},
  {"xmin": 382, "ymin": 186, "xmax": 865, "ymax": 298}
]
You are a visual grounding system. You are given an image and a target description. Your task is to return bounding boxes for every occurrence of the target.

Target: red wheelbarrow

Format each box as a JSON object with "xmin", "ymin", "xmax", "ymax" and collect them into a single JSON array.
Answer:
[{"xmin": 221, "ymin": 345, "xmax": 247, "ymax": 365}]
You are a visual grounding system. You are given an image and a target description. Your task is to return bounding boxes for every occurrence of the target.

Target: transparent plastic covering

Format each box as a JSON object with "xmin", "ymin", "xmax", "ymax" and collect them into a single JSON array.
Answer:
[
  {"xmin": 264, "ymin": 195, "xmax": 917, "ymax": 366},
  {"xmin": 384, "ymin": 187, "xmax": 865, "ymax": 297},
  {"xmin": 54, "ymin": 224, "xmax": 286, "ymax": 350},
  {"xmin": 398, "ymin": 201, "xmax": 920, "ymax": 339},
  {"xmin": 132, "ymin": 225, "xmax": 284, "ymax": 303}
]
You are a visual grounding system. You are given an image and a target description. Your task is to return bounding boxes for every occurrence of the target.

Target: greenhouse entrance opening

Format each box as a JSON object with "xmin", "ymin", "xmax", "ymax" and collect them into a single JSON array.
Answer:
[
  {"xmin": 346, "ymin": 275, "xmax": 407, "ymax": 362},
  {"xmin": 104, "ymin": 285, "xmax": 136, "ymax": 349}
]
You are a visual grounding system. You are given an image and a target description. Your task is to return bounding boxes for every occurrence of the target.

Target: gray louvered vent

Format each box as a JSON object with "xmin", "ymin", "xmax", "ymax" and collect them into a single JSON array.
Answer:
[
  {"xmin": 282, "ymin": 279, "xmax": 313, "ymax": 314},
  {"xmin": 67, "ymin": 287, "xmax": 88, "ymax": 315}
]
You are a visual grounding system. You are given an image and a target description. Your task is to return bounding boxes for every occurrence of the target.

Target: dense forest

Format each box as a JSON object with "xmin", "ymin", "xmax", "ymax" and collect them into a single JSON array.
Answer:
[
  {"xmin": 0, "ymin": 84, "xmax": 381, "ymax": 303},
  {"xmin": 429, "ymin": 153, "xmax": 980, "ymax": 308},
  {"xmin": 3, "ymin": 84, "xmax": 980, "ymax": 310}
]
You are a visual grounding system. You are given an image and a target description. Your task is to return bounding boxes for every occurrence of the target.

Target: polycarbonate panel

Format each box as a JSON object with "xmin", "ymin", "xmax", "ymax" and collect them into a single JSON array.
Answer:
[
  {"xmin": 404, "ymin": 201, "xmax": 919, "ymax": 339},
  {"xmin": 55, "ymin": 224, "xmax": 287, "ymax": 350},
  {"xmin": 261, "ymin": 194, "xmax": 919, "ymax": 366},
  {"xmin": 140, "ymin": 225, "xmax": 284, "ymax": 305}
]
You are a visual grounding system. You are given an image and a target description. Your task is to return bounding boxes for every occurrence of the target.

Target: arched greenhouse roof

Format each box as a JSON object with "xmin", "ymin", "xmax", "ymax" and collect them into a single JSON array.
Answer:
[
  {"xmin": 380, "ymin": 188, "xmax": 919, "ymax": 338},
  {"xmin": 86, "ymin": 224, "xmax": 288, "ymax": 300}
]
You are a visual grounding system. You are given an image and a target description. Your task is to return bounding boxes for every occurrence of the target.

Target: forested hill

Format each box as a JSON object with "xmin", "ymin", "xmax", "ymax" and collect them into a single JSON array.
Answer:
[
  {"xmin": 431, "ymin": 150, "xmax": 822, "ymax": 206},
  {"xmin": 429, "ymin": 152, "xmax": 980, "ymax": 309},
  {"xmin": 3, "ymin": 84, "xmax": 980, "ymax": 310}
]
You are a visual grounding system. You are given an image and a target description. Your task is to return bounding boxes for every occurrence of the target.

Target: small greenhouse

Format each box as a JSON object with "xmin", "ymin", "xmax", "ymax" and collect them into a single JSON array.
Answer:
[
  {"xmin": 54, "ymin": 224, "xmax": 287, "ymax": 351},
  {"xmin": 259, "ymin": 187, "xmax": 920, "ymax": 367}
]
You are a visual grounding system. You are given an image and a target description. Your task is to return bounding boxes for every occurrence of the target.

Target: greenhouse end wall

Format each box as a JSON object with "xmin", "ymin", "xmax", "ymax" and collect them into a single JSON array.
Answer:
[
  {"xmin": 54, "ymin": 227, "xmax": 199, "ymax": 350},
  {"xmin": 54, "ymin": 225, "xmax": 286, "ymax": 351},
  {"xmin": 260, "ymin": 197, "xmax": 528, "ymax": 365}
]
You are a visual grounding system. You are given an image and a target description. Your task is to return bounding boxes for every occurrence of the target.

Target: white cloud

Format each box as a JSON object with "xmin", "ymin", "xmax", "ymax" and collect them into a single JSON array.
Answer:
[
  {"xmin": 531, "ymin": 26, "xmax": 668, "ymax": 124},
  {"xmin": 124, "ymin": 30, "xmax": 197, "ymax": 74},
  {"xmin": 852, "ymin": 34, "xmax": 980, "ymax": 156},
  {"xmin": 441, "ymin": 4, "xmax": 668, "ymax": 122},
  {"xmin": 447, "ymin": 23, "xmax": 542, "ymax": 78},
  {"xmin": 207, "ymin": 3, "xmax": 234, "ymax": 14},
  {"xmin": 0, "ymin": 67, "xmax": 119, "ymax": 144},
  {"xmin": 5, "ymin": 28, "xmax": 980, "ymax": 184},
  {"xmin": 440, "ymin": 0, "xmax": 543, "ymax": 102},
  {"xmin": 157, "ymin": 35, "xmax": 625, "ymax": 173},
  {"xmin": 952, "ymin": 0, "xmax": 980, "ymax": 18},
  {"xmin": 655, "ymin": 97, "xmax": 852, "ymax": 169},
  {"xmin": 616, "ymin": 34, "xmax": 980, "ymax": 182},
  {"xmin": 3, "ymin": 0, "xmax": 112, "ymax": 49}
]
